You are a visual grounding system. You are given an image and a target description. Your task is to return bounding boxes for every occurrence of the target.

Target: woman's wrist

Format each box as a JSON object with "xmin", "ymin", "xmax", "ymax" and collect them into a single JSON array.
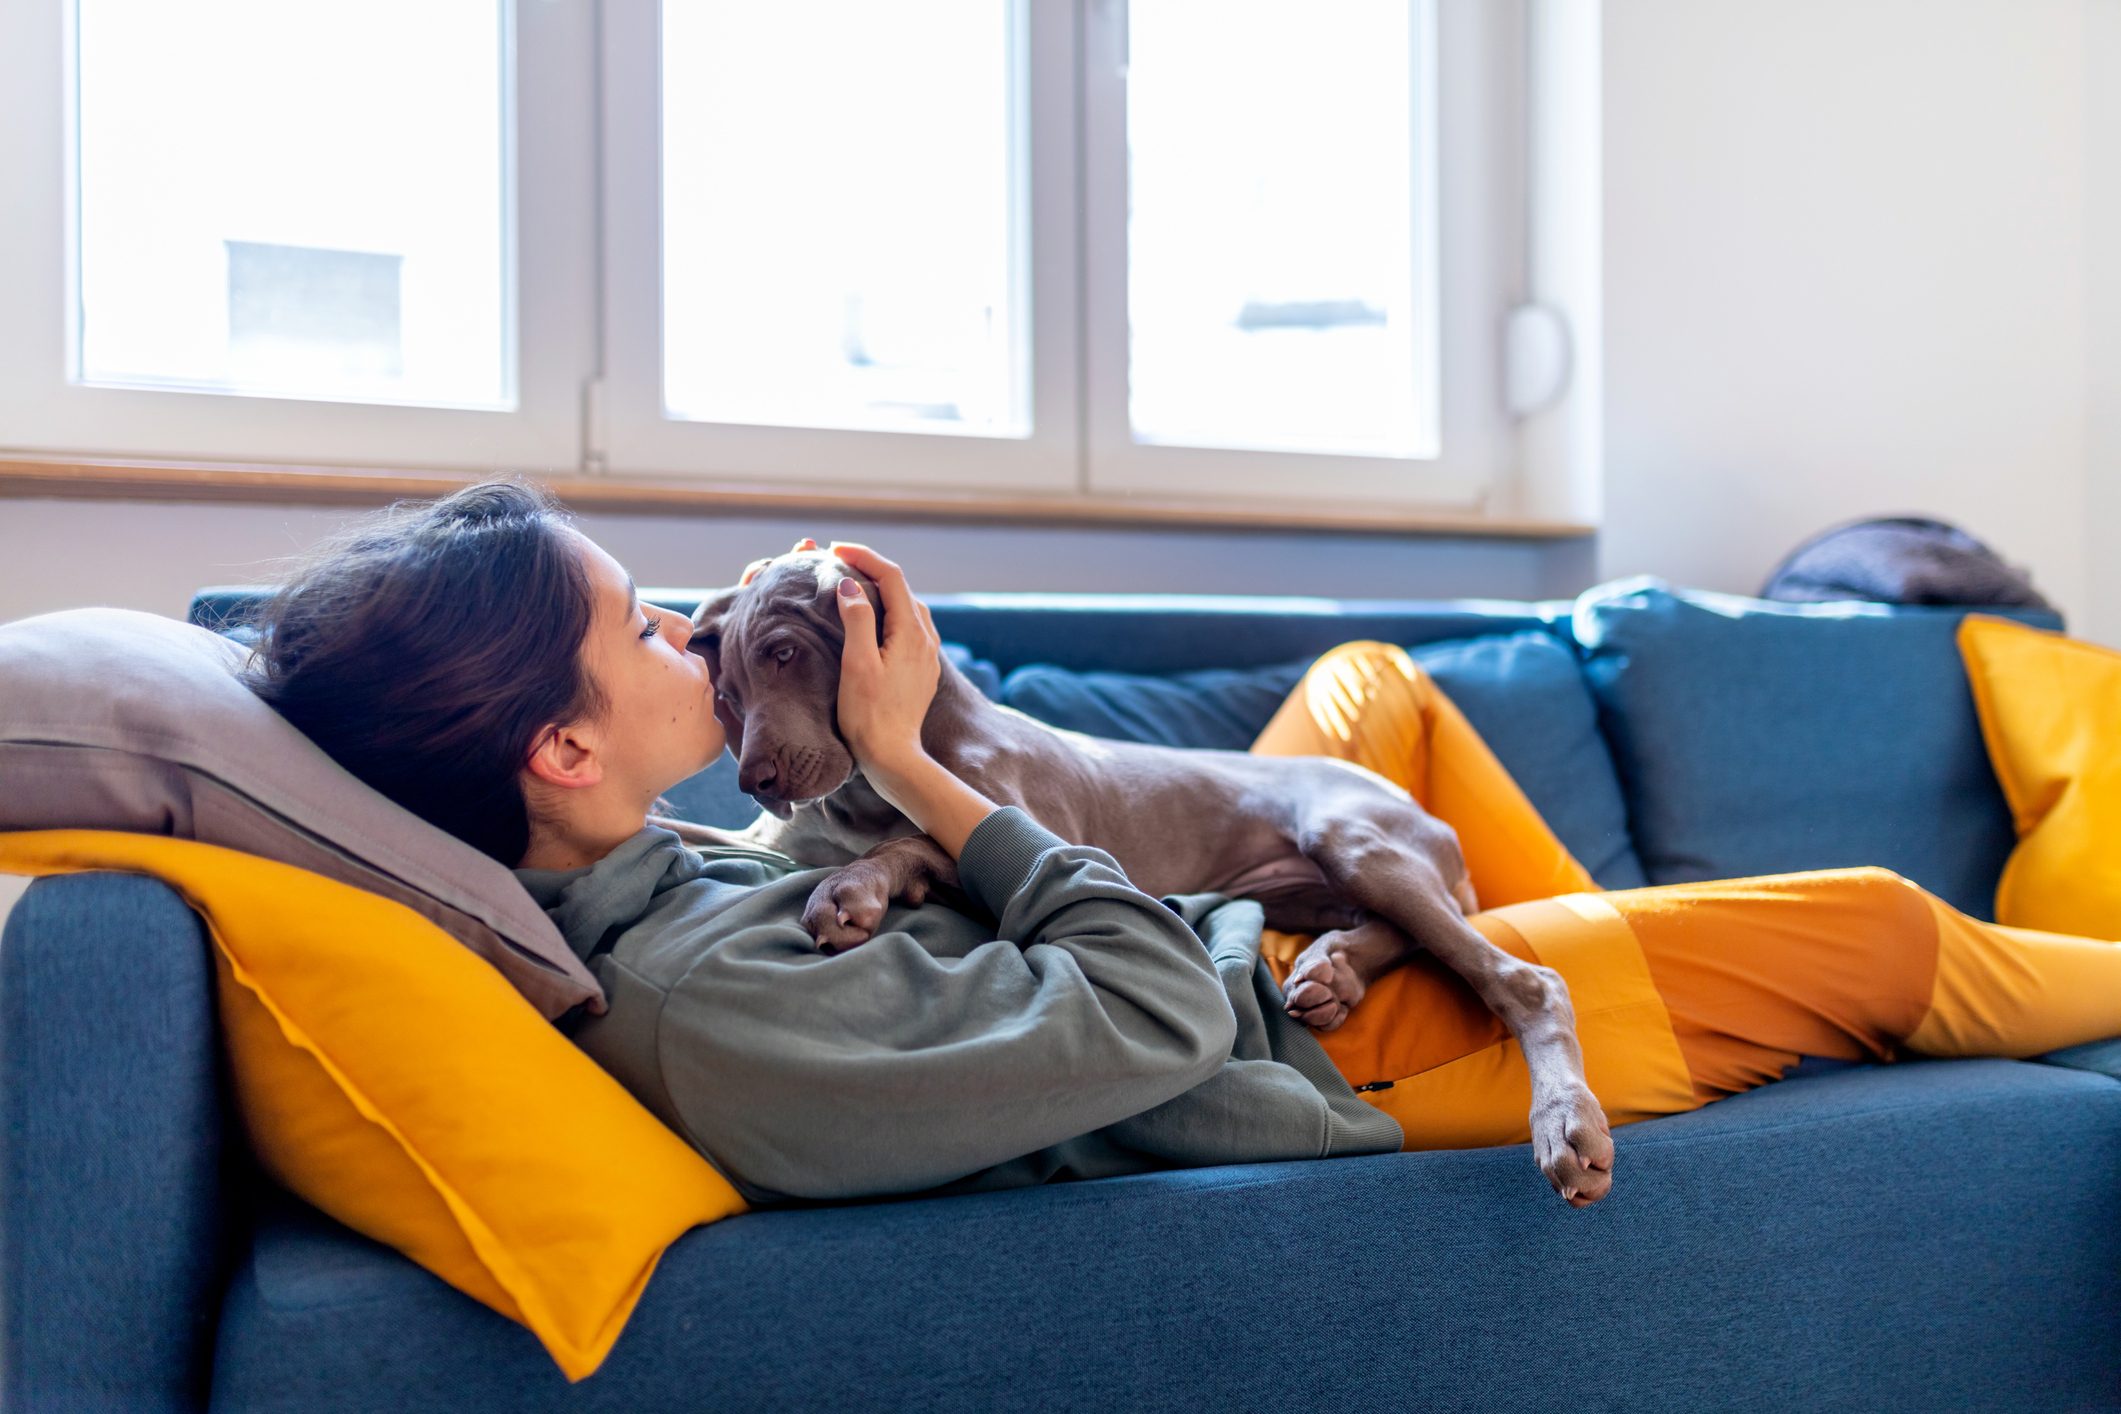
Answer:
[
  {"xmin": 854, "ymin": 746, "xmax": 929, "ymax": 803},
  {"xmin": 860, "ymin": 750, "xmax": 999, "ymax": 861}
]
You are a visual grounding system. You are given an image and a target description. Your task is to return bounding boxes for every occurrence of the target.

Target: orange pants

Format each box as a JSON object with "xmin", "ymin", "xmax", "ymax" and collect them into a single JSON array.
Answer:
[{"xmin": 1250, "ymin": 640, "xmax": 2121, "ymax": 1150}]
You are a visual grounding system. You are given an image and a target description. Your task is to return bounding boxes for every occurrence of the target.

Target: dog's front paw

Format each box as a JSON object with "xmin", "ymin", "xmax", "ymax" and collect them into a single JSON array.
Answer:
[
  {"xmin": 800, "ymin": 864, "xmax": 893, "ymax": 955},
  {"xmin": 1281, "ymin": 935, "xmax": 1367, "ymax": 1032},
  {"xmin": 1532, "ymin": 1083, "xmax": 1615, "ymax": 1208}
]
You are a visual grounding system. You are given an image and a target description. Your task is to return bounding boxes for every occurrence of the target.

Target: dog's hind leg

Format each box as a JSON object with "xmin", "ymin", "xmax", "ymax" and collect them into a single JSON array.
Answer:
[{"xmin": 1294, "ymin": 799, "xmax": 1615, "ymax": 1206}]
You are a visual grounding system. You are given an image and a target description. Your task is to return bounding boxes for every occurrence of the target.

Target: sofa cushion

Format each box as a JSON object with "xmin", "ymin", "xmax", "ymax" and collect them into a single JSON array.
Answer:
[
  {"xmin": 0, "ymin": 607, "xmax": 599, "ymax": 1018},
  {"xmin": 1956, "ymin": 614, "xmax": 2121, "ymax": 936},
  {"xmin": 1569, "ymin": 579, "xmax": 2063, "ymax": 918},
  {"xmin": 999, "ymin": 658, "xmax": 1308, "ymax": 752},
  {"xmin": 207, "ymin": 1058, "xmax": 2121, "ymax": 1411},
  {"xmin": 998, "ymin": 630, "xmax": 1647, "ymax": 891}
]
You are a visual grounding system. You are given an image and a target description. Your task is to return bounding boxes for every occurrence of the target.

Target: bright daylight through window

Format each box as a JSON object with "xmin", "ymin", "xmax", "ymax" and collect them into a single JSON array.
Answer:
[
  {"xmin": 1126, "ymin": 0, "xmax": 1426, "ymax": 458},
  {"xmin": 660, "ymin": 1, "xmax": 1028, "ymax": 439},
  {"xmin": 72, "ymin": 0, "xmax": 510, "ymax": 408}
]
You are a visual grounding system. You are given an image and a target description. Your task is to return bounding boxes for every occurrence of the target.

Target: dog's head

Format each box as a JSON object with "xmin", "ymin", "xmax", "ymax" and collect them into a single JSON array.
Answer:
[{"xmin": 688, "ymin": 545, "xmax": 880, "ymax": 819}]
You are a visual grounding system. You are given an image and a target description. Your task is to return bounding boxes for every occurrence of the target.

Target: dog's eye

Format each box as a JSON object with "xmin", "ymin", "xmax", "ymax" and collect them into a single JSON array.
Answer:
[{"xmin": 773, "ymin": 645, "xmax": 798, "ymax": 665}]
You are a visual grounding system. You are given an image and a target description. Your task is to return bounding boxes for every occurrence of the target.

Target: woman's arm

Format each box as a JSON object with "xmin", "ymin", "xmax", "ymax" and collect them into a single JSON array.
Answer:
[
  {"xmin": 860, "ymin": 751, "xmax": 997, "ymax": 862},
  {"xmin": 827, "ymin": 541, "xmax": 1000, "ymax": 860},
  {"xmin": 645, "ymin": 804, "xmax": 1241, "ymax": 1203}
]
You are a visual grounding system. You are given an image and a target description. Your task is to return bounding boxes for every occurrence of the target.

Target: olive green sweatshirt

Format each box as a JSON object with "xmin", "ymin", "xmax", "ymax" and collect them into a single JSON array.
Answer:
[{"xmin": 513, "ymin": 804, "xmax": 1404, "ymax": 1205}]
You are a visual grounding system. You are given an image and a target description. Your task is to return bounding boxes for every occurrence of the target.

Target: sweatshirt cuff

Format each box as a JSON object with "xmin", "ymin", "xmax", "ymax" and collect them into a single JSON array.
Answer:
[{"xmin": 956, "ymin": 805, "xmax": 1073, "ymax": 919}]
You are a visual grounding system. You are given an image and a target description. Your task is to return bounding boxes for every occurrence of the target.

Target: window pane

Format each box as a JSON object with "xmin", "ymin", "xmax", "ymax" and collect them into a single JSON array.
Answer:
[
  {"xmin": 662, "ymin": 1, "xmax": 1028, "ymax": 436},
  {"xmin": 1127, "ymin": 0, "xmax": 1425, "ymax": 457},
  {"xmin": 73, "ymin": 0, "xmax": 509, "ymax": 407}
]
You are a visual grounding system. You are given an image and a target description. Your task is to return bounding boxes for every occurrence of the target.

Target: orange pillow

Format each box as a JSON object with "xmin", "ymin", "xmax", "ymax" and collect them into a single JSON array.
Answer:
[
  {"xmin": 0, "ymin": 829, "xmax": 748, "ymax": 1382},
  {"xmin": 1957, "ymin": 615, "xmax": 2121, "ymax": 937}
]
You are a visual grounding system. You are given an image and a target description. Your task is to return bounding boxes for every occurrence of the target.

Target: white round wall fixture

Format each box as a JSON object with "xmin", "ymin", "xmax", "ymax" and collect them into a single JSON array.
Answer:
[{"xmin": 1503, "ymin": 303, "xmax": 1573, "ymax": 419}]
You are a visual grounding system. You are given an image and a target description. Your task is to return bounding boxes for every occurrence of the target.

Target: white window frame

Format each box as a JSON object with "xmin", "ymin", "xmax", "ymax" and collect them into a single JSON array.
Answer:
[
  {"xmin": 595, "ymin": 0, "xmax": 1081, "ymax": 494},
  {"xmin": 0, "ymin": 0, "xmax": 594, "ymax": 473},
  {"xmin": 1082, "ymin": 0, "xmax": 1503, "ymax": 512}
]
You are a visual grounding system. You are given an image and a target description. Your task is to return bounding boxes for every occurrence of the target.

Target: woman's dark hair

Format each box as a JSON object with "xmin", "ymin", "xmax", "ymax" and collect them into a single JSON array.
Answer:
[{"xmin": 237, "ymin": 476, "xmax": 609, "ymax": 866}]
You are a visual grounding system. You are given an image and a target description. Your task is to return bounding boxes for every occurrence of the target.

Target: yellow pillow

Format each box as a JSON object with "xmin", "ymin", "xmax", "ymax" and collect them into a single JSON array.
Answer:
[
  {"xmin": 0, "ymin": 828, "xmax": 748, "ymax": 1382},
  {"xmin": 1957, "ymin": 615, "xmax": 2121, "ymax": 938}
]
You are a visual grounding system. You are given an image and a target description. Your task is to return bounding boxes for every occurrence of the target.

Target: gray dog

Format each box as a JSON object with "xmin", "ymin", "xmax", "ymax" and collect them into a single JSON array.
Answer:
[{"xmin": 652, "ymin": 544, "xmax": 1615, "ymax": 1206}]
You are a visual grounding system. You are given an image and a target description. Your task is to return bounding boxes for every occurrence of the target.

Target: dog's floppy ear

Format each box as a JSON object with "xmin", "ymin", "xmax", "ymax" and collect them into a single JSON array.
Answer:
[
  {"xmin": 689, "ymin": 584, "xmax": 749, "ymax": 761},
  {"xmin": 687, "ymin": 584, "xmax": 744, "ymax": 681}
]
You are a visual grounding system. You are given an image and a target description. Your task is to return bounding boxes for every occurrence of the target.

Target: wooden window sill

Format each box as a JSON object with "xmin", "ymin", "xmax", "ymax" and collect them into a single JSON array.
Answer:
[{"xmin": 0, "ymin": 457, "xmax": 1596, "ymax": 541}]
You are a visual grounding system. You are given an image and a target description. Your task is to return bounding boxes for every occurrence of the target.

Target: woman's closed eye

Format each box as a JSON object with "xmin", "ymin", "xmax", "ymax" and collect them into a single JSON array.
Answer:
[{"xmin": 639, "ymin": 612, "xmax": 664, "ymax": 640}]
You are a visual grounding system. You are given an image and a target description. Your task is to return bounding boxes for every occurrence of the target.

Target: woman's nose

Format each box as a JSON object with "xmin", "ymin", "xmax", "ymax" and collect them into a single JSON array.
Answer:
[{"xmin": 650, "ymin": 603, "xmax": 689, "ymax": 646}]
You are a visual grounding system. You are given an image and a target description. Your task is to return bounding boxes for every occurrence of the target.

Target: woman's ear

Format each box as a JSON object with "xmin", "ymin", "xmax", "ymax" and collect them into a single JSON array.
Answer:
[{"xmin": 523, "ymin": 719, "xmax": 606, "ymax": 792}]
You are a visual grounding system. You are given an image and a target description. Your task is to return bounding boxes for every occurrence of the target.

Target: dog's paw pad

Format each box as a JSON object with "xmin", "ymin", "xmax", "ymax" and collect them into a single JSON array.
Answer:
[
  {"xmin": 801, "ymin": 896, "xmax": 881, "ymax": 953},
  {"xmin": 1281, "ymin": 943, "xmax": 1365, "ymax": 1032},
  {"xmin": 1533, "ymin": 1086, "xmax": 1615, "ymax": 1206}
]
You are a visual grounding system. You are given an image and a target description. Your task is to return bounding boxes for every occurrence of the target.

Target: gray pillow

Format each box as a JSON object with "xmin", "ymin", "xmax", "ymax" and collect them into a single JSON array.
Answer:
[{"xmin": 0, "ymin": 607, "xmax": 602, "ymax": 1021}]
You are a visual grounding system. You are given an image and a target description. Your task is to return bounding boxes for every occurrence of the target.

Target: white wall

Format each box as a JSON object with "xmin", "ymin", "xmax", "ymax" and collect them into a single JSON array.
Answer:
[
  {"xmin": 0, "ymin": 495, "xmax": 1586, "ymax": 629},
  {"xmin": 1599, "ymin": 0, "xmax": 2099, "ymax": 636},
  {"xmin": 2087, "ymin": 0, "xmax": 2121, "ymax": 645}
]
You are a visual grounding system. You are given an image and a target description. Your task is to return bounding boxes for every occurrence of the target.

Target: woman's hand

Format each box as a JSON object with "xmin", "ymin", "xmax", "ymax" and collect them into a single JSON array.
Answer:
[
  {"xmin": 829, "ymin": 541, "xmax": 941, "ymax": 777},
  {"xmin": 826, "ymin": 541, "xmax": 1004, "ymax": 858}
]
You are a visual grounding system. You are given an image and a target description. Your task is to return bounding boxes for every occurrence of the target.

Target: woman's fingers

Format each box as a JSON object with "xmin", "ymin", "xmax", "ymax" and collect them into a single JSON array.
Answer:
[
  {"xmin": 836, "ymin": 578, "xmax": 877, "ymax": 662},
  {"xmin": 829, "ymin": 542, "xmax": 913, "ymax": 609},
  {"xmin": 828, "ymin": 543, "xmax": 940, "ymax": 771},
  {"xmin": 829, "ymin": 543, "xmax": 925, "ymax": 648}
]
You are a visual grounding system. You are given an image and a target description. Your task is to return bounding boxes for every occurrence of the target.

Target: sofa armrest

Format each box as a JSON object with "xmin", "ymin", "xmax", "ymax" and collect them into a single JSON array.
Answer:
[{"xmin": 2, "ymin": 872, "xmax": 243, "ymax": 1412}]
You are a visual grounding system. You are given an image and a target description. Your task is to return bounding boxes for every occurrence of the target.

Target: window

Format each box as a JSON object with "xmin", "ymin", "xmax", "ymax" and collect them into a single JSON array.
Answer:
[
  {"xmin": 0, "ymin": 0, "xmax": 588, "ymax": 470},
  {"xmin": 0, "ymin": 1, "xmax": 1540, "ymax": 517},
  {"xmin": 74, "ymin": 0, "xmax": 508, "ymax": 407},
  {"xmin": 660, "ymin": 1, "xmax": 1027, "ymax": 438},
  {"xmin": 1122, "ymin": 1, "xmax": 1430, "ymax": 459},
  {"xmin": 1083, "ymin": 0, "xmax": 1499, "ymax": 510},
  {"xmin": 598, "ymin": 0, "xmax": 1077, "ymax": 492}
]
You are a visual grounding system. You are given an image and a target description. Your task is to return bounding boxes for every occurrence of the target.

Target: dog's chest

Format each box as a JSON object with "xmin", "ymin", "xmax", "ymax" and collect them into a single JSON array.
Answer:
[{"xmin": 758, "ymin": 775, "xmax": 918, "ymax": 866}]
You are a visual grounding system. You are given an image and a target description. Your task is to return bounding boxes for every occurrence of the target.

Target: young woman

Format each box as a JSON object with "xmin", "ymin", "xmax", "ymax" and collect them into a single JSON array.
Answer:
[{"xmin": 242, "ymin": 476, "xmax": 2121, "ymax": 1211}]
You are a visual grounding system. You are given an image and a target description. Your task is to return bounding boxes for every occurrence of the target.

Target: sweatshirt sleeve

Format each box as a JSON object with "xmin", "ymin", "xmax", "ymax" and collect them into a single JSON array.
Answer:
[{"xmin": 650, "ymin": 805, "xmax": 1241, "ymax": 1202}]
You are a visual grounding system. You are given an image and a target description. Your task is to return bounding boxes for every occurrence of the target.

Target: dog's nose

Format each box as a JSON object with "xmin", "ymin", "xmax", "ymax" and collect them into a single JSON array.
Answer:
[{"xmin": 739, "ymin": 759, "xmax": 778, "ymax": 799}]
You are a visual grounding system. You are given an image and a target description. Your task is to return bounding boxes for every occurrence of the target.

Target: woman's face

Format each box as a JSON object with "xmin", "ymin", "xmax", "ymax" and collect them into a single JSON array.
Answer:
[{"xmin": 559, "ymin": 528, "xmax": 728, "ymax": 804}]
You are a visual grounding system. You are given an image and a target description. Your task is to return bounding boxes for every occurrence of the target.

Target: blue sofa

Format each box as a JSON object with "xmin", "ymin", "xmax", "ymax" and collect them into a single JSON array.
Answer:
[{"xmin": 8, "ymin": 576, "xmax": 2121, "ymax": 1412}]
